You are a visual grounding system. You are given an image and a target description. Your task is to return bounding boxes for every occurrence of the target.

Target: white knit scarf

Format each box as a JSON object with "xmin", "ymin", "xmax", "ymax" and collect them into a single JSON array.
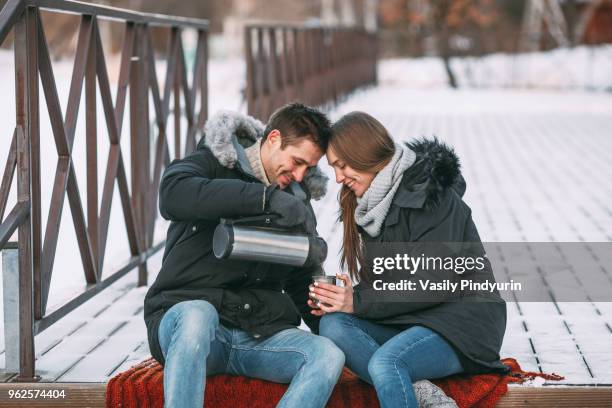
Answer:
[
  {"xmin": 355, "ymin": 143, "xmax": 416, "ymax": 237},
  {"xmin": 244, "ymin": 139, "xmax": 271, "ymax": 186}
]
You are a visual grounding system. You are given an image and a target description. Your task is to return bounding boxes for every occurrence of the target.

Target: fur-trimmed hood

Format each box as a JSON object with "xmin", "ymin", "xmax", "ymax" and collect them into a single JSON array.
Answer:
[
  {"xmin": 395, "ymin": 137, "xmax": 464, "ymax": 210},
  {"xmin": 198, "ymin": 111, "xmax": 328, "ymax": 200}
]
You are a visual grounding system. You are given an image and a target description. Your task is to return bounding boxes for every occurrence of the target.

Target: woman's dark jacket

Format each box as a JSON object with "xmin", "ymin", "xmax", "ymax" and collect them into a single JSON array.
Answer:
[
  {"xmin": 144, "ymin": 111, "xmax": 328, "ymax": 365},
  {"xmin": 353, "ymin": 139, "xmax": 508, "ymax": 374}
]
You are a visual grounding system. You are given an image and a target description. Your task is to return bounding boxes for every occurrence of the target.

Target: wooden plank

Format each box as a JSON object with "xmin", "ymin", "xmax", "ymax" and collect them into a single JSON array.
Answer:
[
  {"xmin": 58, "ymin": 317, "xmax": 146, "ymax": 382},
  {"xmin": 0, "ymin": 279, "xmax": 135, "ymax": 379},
  {"xmin": 33, "ymin": 287, "xmax": 148, "ymax": 381},
  {"xmin": 34, "ymin": 320, "xmax": 125, "ymax": 381},
  {"xmin": 0, "ymin": 383, "xmax": 609, "ymax": 408},
  {"xmin": 497, "ymin": 387, "xmax": 612, "ymax": 407},
  {"xmin": 0, "ymin": 372, "xmax": 16, "ymax": 382},
  {"xmin": 105, "ymin": 341, "xmax": 149, "ymax": 378},
  {"xmin": 0, "ymin": 283, "xmax": 127, "ymax": 356},
  {"xmin": 500, "ymin": 306, "xmax": 541, "ymax": 375}
]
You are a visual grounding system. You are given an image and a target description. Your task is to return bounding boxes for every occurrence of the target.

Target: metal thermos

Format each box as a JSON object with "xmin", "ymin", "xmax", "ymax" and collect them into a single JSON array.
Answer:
[{"xmin": 213, "ymin": 217, "xmax": 327, "ymax": 267}]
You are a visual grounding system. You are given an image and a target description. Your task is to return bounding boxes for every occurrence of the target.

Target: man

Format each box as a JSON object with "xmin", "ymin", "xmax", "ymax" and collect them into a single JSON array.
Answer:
[{"xmin": 144, "ymin": 103, "xmax": 345, "ymax": 408}]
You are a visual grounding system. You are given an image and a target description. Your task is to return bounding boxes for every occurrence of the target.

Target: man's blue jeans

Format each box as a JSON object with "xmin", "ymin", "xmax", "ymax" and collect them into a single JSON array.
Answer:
[
  {"xmin": 320, "ymin": 313, "xmax": 463, "ymax": 408},
  {"xmin": 158, "ymin": 300, "xmax": 345, "ymax": 408}
]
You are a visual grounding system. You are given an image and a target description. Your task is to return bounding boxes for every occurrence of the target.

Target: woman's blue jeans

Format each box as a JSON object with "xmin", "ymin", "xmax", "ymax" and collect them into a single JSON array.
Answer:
[
  {"xmin": 158, "ymin": 300, "xmax": 345, "ymax": 408},
  {"xmin": 320, "ymin": 312, "xmax": 463, "ymax": 408}
]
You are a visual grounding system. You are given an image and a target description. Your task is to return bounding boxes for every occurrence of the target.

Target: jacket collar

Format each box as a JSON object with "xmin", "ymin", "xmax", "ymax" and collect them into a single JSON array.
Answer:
[
  {"xmin": 394, "ymin": 137, "xmax": 463, "ymax": 211},
  {"xmin": 198, "ymin": 110, "xmax": 328, "ymax": 200},
  {"xmin": 381, "ymin": 181, "xmax": 428, "ymax": 229},
  {"xmin": 392, "ymin": 180, "xmax": 429, "ymax": 209},
  {"xmin": 383, "ymin": 137, "xmax": 464, "ymax": 229}
]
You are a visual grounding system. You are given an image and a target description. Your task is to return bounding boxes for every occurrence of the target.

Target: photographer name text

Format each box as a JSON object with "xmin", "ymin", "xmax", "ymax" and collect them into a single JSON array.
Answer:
[{"xmin": 373, "ymin": 279, "xmax": 522, "ymax": 292}]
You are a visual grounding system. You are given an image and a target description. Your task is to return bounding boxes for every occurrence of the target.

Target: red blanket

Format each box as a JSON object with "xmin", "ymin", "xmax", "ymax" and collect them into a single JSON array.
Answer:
[{"xmin": 106, "ymin": 358, "xmax": 562, "ymax": 408}]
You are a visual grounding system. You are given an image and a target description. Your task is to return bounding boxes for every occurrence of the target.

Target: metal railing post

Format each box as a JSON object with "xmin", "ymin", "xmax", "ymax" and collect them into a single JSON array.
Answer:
[
  {"xmin": 13, "ymin": 6, "xmax": 39, "ymax": 382},
  {"xmin": 130, "ymin": 48, "xmax": 148, "ymax": 287}
]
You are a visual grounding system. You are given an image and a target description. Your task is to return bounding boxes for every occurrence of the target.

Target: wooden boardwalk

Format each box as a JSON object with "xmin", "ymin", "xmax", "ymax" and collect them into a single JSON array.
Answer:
[{"xmin": 1, "ymin": 87, "xmax": 611, "ymax": 406}]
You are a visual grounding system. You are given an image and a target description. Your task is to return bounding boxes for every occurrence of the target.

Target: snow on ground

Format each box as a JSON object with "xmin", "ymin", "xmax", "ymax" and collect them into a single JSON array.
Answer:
[
  {"xmin": 0, "ymin": 45, "xmax": 611, "ymax": 383},
  {"xmin": 380, "ymin": 45, "xmax": 612, "ymax": 91}
]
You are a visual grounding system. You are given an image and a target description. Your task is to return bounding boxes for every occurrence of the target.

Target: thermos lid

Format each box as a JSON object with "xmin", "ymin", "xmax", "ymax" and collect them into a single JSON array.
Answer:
[{"xmin": 213, "ymin": 223, "xmax": 234, "ymax": 259}]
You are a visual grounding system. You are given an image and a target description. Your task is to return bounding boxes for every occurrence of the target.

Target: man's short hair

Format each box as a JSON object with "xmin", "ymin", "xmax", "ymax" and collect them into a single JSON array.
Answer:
[{"xmin": 262, "ymin": 103, "xmax": 331, "ymax": 152}]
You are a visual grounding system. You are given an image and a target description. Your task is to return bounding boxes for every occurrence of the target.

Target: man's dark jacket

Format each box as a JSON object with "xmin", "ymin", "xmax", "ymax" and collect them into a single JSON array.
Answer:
[
  {"xmin": 353, "ymin": 138, "xmax": 509, "ymax": 375},
  {"xmin": 144, "ymin": 111, "xmax": 328, "ymax": 365}
]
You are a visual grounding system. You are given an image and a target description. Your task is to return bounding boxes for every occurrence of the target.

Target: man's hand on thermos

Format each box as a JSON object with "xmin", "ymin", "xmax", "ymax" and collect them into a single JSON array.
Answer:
[{"xmin": 265, "ymin": 186, "xmax": 316, "ymax": 233}]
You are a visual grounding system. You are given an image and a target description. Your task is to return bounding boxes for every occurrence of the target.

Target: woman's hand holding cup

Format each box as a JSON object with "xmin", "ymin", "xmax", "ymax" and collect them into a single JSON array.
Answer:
[{"xmin": 309, "ymin": 273, "xmax": 354, "ymax": 314}]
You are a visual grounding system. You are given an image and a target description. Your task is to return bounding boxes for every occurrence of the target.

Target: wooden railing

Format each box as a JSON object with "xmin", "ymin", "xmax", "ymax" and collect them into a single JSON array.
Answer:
[
  {"xmin": 245, "ymin": 24, "xmax": 377, "ymax": 121},
  {"xmin": 0, "ymin": 0, "xmax": 208, "ymax": 380}
]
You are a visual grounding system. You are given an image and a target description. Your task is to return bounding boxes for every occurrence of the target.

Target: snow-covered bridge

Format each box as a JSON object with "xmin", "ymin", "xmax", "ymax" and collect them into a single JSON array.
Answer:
[
  {"xmin": 2, "ymin": 61, "xmax": 612, "ymax": 405},
  {"xmin": 1, "ymin": 0, "xmax": 612, "ymax": 404}
]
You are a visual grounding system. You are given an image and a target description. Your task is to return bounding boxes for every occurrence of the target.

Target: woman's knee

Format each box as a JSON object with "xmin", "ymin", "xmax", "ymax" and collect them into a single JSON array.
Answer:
[
  {"xmin": 368, "ymin": 347, "xmax": 413, "ymax": 384},
  {"xmin": 319, "ymin": 312, "xmax": 358, "ymax": 343}
]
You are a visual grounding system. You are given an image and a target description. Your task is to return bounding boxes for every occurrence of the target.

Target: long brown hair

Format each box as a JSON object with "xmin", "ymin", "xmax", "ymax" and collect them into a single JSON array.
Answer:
[{"xmin": 330, "ymin": 112, "xmax": 395, "ymax": 281}]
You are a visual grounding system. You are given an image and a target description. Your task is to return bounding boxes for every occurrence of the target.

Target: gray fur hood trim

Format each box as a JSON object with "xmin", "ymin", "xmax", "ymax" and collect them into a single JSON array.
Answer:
[
  {"xmin": 198, "ymin": 110, "xmax": 328, "ymax": 200},
  {"xmin": 392, "ymin": 137, "xmax": 464, "ymax": 210}
]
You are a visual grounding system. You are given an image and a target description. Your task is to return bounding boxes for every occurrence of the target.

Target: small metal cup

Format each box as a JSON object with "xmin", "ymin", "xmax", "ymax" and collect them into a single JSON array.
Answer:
[{"xmin": 310, "ymin": 275, "xmax": 337, "ymax": 309}]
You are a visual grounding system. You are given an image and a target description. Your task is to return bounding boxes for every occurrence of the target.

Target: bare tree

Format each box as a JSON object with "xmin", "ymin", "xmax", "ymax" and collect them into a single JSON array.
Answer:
[{"xmin": 404, "ymin": 0, "xmax": 498, "ymax": 88}]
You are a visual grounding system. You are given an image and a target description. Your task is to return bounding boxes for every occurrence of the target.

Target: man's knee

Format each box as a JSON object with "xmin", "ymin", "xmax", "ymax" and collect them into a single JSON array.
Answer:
[
  {"xmin": 170, "ymin": 300, "xmax": 219, "ymax": 343},
  {"xmin": 307, "ymin": 336, "xmax": 345, "ymax": 377}
]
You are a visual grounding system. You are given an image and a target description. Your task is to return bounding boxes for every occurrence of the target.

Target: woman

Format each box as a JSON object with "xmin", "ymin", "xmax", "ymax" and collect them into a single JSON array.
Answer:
[{"xmin": 310, "ymin": 112, "xmax": 508, "ymax": 408}]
